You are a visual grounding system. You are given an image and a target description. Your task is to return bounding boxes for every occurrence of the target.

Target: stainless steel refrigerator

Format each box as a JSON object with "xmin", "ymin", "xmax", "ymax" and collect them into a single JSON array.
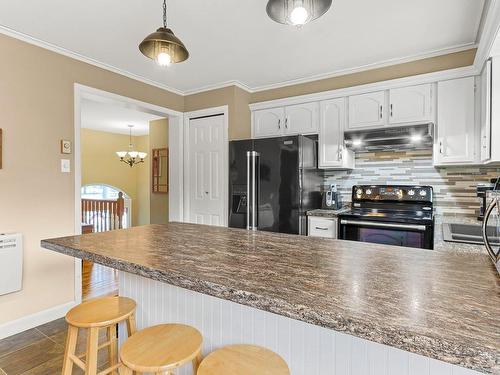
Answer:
[{"xmin": 229, "ymin": 135, "xmax": 322, "ymax": 235}]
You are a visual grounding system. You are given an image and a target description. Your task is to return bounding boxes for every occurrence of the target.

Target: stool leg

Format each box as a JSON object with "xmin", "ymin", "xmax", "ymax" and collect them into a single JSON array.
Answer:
[
  {"xmin": 107, "ymin": 324, "xmax": 118, "ymax": 375},
  {"xmin": 85, "ymin": 327, "xmax": 100, "ymax": 375},
  {"xmin": 62, "ymin": 325, "xmax": 78, "ymax": 375},
  {"xmin": 119, "ymin": 366, "xmax": 133, "ymax": 375},
  {"xmin": 126, "ymin": 314, "xmax": 137, "ymax": 336},
  {"xmin": 192, "ymin": 351, "xmax": 202, "ymax": 374}
]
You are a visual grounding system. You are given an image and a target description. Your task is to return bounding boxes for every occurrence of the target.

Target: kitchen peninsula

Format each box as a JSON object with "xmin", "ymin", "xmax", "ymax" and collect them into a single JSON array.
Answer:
[{"xmin": 41, "ymin": 223, "xmax": 499, "ymax": 375}]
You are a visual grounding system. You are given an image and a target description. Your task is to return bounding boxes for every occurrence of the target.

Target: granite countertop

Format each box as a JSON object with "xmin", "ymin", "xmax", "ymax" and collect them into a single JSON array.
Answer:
[
  {"xmin": 306, "ymin": 207, "xmax": 350, "ymax": 217},
  {"xmin": 434, "ymin": 215, "xmax": 488, "ymax": 254},
  {"xmin": 42, "ymin": 223, "xmax": 499, "ymax": 373}
]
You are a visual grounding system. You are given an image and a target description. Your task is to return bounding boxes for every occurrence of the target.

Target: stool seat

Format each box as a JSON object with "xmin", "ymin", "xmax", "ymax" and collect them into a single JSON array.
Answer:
[
  {"xmin": 120, "ymin": 324, "xmax": 203, "ymax": 373},
  {"xmin": 66, "ymin": 296, "xmax": 136, "ymax": 328},
  {"xmin": 197, "ymin": 344, "xmax": 290, "ymax": 375}
]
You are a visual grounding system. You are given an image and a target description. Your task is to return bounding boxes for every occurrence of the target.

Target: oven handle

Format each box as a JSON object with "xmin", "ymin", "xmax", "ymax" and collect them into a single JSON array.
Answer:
[{"xmin": 340, "ymin": 219, "xmax": 427, "ymax": 231}]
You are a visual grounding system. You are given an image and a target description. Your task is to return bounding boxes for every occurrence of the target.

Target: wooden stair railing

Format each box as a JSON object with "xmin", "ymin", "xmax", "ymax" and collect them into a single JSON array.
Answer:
[{"xmin": 81, "ymin": 192, "xmax": 125, "ymax": 232}]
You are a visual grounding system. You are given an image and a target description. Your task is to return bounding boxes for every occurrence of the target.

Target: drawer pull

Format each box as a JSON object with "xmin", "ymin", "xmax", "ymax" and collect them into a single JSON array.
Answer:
[{"xmin": 315, "ymin": 227, "xmax": 329, "ymax": 231}]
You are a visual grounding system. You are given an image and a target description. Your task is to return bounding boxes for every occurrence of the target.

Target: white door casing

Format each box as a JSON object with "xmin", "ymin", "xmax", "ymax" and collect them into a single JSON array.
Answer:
[{"xmin": 186, "ymin": 114, "xmax": 227, "ymax": 226}]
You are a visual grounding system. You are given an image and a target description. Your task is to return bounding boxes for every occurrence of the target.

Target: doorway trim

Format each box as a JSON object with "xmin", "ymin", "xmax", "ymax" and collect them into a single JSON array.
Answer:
[
  {"xmin": 73, "ymin": 83, "xmax": 183, "ymax": 303},
  {"xmin": 183, "ymin": 106, "xmax": 229, "ymax": 226}
]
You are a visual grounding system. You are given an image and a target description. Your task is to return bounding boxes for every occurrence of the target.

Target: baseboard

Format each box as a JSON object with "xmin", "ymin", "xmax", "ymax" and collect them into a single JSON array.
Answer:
[{"xmin": 0, "ymin": 301, "xmax": 77, "ymax": 340}]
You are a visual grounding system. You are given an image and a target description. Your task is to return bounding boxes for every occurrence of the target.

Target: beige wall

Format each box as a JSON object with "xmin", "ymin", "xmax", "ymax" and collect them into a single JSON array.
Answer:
[
  {"xmin": 149, "ymin": 118, "xmax": 169, "ymax": 224},
  {"xmin": 81, "ymin": 129, "xmax": 150, "ymax": 227},
  {"xmin": 0, "ymin": 28, "xmax": 477, "ymax": 327},
  {"xmin": 0, "ymin": 33, "xmax": 182, "ymax": 325},
  {"xmin": 136, "ymin": 135, "xmax": 151, "ymax": 226}
]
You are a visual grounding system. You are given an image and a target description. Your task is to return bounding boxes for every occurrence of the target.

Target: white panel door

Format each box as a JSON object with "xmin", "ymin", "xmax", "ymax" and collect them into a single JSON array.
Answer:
[
  {"xmin": 188, "ymin": 115, "xmax": 225, "ymax": 226},
  {"xmin": 347, "ymin": 91, "xmax": 386, "ymax": 130},
  {"xmin": 253, "ymin": 108, "xmax": 284, "ymax": 138},
  {"xmin": 435, "ymin": 77, "xmax": 476, "ymax": 165},
  {"xmin": 284, "ymin": 102, "xmax": 319, "ymax": 134},
  {"xmin": 389, "ymin": 83, "xmax": 433, "ymax": 124},
  {"xmin": 319, "ymin": 98, "xmax": 345, "ymax": 168}
]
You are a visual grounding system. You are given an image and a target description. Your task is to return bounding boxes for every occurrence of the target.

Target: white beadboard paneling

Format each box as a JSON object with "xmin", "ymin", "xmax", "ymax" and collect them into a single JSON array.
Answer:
[{"xmin": 118, "ymin": 271, "xmax": 483, "ymax": 375}]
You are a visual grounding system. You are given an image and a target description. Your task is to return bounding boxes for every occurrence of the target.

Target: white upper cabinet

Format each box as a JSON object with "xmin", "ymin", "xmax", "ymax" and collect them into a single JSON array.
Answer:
[
  {"xmin": 347, "ymin": 91, "xmax": 386, "ymax": 130},
  {"xmin": 434, "ymin": 77, "xmax": 477, "ymax": 165},
  {"xmin": 480, "ymin": 60, "xmax": 492, "ymax": 162},
  {"xmin": 318, "ymin": 98, "xmax": 354, "ymax": 169},
  {"xmin": 253, "ymin": 108, "xmax": 285, "ymax": 138},
  {"xmin": 284, "ymin": 102, "xmax": 319, "ymax": 134},
  {"xmin": 389, "ymin": 84, "xmax": 433, "ymax": 124}
]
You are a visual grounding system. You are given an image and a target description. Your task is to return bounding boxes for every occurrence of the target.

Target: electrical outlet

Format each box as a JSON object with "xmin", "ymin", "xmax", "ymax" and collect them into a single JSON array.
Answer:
[{"xmin": 61, "ymin": 159, "xmax": 71, "ymax": 173}]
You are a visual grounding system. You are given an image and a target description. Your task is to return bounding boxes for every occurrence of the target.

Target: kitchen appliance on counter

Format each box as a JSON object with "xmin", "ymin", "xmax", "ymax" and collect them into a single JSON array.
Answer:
[
  {"xmin": 483, "ymin": 177, "xmax": 500, "ymax": 266},
  {"xmin": 338, "ymin": 185, "xmax": 434, "ymax": 249},
  {"xmin": 322, "ymin": 184, "xmax": 342, "ymax": 210},
  {"xmin": 229, "ymin": 135, "xmax": 322, "ymax": 235}
]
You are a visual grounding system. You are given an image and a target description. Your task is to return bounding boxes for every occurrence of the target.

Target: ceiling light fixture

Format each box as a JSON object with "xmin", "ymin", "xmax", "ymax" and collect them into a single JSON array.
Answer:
[
  {"xmin": 266, "ymin": 0, "xmax": 332, "ymax": 27},
  {"xmin": 139, "ymin": 0, "xmax": 189, "ymax": 66},
  {"xmin": 116, "ymin": 125, "xmax": 148, "ymax": 167}
]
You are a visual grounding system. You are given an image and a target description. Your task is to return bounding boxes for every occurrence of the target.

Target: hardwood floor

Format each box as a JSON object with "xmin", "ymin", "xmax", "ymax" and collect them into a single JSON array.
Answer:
[
  {"xmin": 0, "ymin": 263, "xmax": 119, "ymax": 374},
  {"xmin": 82, "ymin": 261, "xmax": 118, "ymax": 301}
]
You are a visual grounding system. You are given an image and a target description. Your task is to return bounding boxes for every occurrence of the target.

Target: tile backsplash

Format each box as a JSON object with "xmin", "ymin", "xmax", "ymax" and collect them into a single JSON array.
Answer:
[{"xmin": 322, "ymin": 148, "xmax": 500, "ymax": 217}]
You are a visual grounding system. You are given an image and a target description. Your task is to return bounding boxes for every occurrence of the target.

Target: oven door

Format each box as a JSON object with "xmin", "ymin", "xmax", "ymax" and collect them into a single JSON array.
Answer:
[{"xmin": 338, "ymin": 219, "xmax": 433, "ymax": 249}]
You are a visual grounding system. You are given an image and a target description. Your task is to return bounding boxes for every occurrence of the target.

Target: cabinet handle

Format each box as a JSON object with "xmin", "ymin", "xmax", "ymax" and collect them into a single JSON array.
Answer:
[
  {"xmin": 338, "ymin": 146, "xmax": 343, "ymax": 161},
  {"xmin": 285, "ymin": 118, "xmax": 288, "ymax": 129},
  {"xmin": 315, "ymin": 227, "xmax": 329, "ymax": 231},
  {"xmin": 390, "ymin": 104, "xmax": 393, "ymax": 117},
  {"xmin": 439, "ymin": 141, "xmax": 443, "ymax": 154},
  {"xmin": 379, "ymin": 105, "xmax": 383, "ymax": 119},
  {"xmin": 278, "ymin": 119, "xmax": 281, "ymax": 130}
]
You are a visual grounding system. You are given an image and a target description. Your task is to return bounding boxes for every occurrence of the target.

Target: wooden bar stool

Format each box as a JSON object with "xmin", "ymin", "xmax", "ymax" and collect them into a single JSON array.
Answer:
[
  {"xmin": 197, "ymin": 344, "xmax": 290, "ymax": 375},
  {"xmin": 119, "ymin": 324, "xmax": 202, "ymax": 375},
  {"xmin": 62, "ymin": 296, "xmax": 137, "ymax": 375}
]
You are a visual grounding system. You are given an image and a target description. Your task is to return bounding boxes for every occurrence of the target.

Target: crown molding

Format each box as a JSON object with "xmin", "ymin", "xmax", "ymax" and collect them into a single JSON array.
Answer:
[
  {"xmin": 0, "ymin": 24, "xmax": 479, "ymax": 97},
  {"xmin": 0, "ymin": 25, "xmax": 185, "ymax": 96},
  {"xmin": 474, "ymin": 0, "xmax": 500, "ymax": 69}
]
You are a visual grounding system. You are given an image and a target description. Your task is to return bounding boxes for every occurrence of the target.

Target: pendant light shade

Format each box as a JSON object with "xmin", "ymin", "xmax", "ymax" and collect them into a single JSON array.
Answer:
[
  {"xmin": 139, "ymin": 0, "xmax": 189, "ymax": 66},
  {"xmin": 266, "ymin": 0, "xmax": 332, "ymax": 26},
  {"xmin": 139, "ymin": 27, "xmax": 189, "ymax": 65}
]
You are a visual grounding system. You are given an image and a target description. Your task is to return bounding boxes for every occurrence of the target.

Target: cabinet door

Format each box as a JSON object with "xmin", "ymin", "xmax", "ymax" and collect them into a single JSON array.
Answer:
[
  {"xmin": 319, "ymin": 98, "xmax": 345, "ymax": 168},
  {"xmin": 347, "ymin": 91, "xmax": 386, "ymax": 130},
  {"xmin": 284, "ymin": 102, "xmax": 319, "ymax": 134},
  {"xmin": 435, "ymin": 77, "xmax": 476, "ymax": 165},
  {"xmin": 253, "ymin": 108, "xmax": 284, "ymax": 138},
  {"xmin": 480, "ymin": 60, "xmax": 492, "ymax": 162},
  {"xmin": 389, "ymin": 84, "xmax": 432, "ymax": 124}
]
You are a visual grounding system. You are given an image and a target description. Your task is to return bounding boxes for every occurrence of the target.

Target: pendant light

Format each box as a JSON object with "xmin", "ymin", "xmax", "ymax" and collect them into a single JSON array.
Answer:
[
  {"xmin": 266, "ymin": 0, "xmax": 332, "ymax": 27},
  {"xmin": 116, "ymin": 125, "xmax": 148, "ymax": 168},
  {"xmin": 139, "ymin": 0, "xmax": 189, "ymax": 66}
]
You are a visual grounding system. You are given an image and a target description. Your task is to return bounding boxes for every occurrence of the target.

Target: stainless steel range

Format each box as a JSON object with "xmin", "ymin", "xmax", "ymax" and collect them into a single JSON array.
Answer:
[{"xmin": 338, "ymin": 185, "xmax": 434, "ymax": 250}]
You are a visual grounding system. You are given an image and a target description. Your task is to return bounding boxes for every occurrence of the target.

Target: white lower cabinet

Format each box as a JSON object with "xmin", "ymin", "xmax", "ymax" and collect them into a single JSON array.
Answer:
[
  {"xmin": 318, "ymin": 98, "xmax": 355, "ymax": 169},
  {"xmin": 308, "ymin": 216, "xmax": 337, "ymax": 238},
  {"xmin": 434, "ymin": 77, "xmax": 477, "ymax": 166},
  {"xmin": 480, "ymin": 60, "xmax": 492, "ymax": 162},
  {"xmin": 490, "ymin": 57, "xmax": 500, "ymax": 163}
]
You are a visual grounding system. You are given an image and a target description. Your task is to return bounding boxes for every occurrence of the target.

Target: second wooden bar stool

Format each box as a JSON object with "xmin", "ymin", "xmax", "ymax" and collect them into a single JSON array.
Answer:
[
  {"xmin": 62, "ymin": 296, "xmax": 137, "ymax": 375},
  {"xmin": 119, "ymin": 324, "xmax": 203, "ymax": 375},
  {"xmin": 197, "ymin": 345, "xmax": 290, "ymax": 375}
]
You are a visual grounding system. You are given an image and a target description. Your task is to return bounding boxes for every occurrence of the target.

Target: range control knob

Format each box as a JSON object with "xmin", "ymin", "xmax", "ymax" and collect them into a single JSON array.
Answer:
[
  {"xmin": 419, "ymin": 190, "xmax": 427, "ymax": 196},
  {"xmin": 356, "ymin": 188, "xmax": 363, "ymax": 195},
  {"xmin": 408, "ymin": 190, "xmax": 415, "ymax": 196},
  {"xmin": 366, "ymin": 189, "xmax": 372, "ymax": 195}
]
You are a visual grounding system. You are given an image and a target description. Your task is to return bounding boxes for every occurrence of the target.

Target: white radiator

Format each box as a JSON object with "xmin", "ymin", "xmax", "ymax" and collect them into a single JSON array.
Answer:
[{"xmin": 0, "ymin": 233, "xmax": 23, "ymax": 296}]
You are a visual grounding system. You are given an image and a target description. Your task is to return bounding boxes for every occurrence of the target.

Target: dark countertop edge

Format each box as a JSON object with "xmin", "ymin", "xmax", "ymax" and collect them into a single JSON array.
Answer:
[{"xmin": 41, "ymin": 240, "xmax": 495, "ymax": 373}]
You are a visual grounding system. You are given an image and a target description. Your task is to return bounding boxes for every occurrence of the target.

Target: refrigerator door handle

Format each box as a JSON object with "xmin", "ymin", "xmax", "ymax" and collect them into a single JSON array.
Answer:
[
  {"xmin": 246, "ymin": 151, "xmax": 251, "ymax": 230},
  {"xmin": 247, "ymin": 151, "xmax": 259, "ymax": 230}
]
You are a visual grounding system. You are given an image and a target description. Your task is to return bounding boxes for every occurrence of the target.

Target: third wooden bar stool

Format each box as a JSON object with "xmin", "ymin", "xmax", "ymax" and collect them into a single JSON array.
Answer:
[
  {"xmin": 119, "ymin": 324, "xmax": 203, "ymax": 375},
  {"xmin": 197, "ymin": 345, "xmax": 290, "ymax": 375},
  {"xmin": 62, "ymin": 296, "xmax": 137, "ymax": 375}
]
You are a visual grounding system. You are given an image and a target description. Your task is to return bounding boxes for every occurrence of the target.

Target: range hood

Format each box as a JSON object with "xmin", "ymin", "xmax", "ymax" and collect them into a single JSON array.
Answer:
[{"xmin": 344, "ymin": 123, "xmax": 434, "ymax": 151}]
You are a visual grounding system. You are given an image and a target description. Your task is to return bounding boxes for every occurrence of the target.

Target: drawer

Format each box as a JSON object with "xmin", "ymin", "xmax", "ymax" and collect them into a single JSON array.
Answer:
[{"xmin": 308, "ymin": 217, "xmax": 337, "ymax": 238}]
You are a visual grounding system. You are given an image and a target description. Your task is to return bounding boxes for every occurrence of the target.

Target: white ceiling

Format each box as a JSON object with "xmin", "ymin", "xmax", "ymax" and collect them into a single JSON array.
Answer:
[
  {"xmin": 81, "ymin": 99, "xmax": 163, "ymax": 136},
  {"xmin": 0, "ymin": 0, "xmax": 485, "ymax": 94}
]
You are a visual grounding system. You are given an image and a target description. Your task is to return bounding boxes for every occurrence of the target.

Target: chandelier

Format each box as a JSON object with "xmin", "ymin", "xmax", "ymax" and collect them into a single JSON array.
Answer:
[
  {"xmin": 139, "ymin": 0, "xmax": 189, "ymax": 66},
  {"xmin": 266, "ymin": 0, "xmax": 332, "ymax": 27},
  {"xmin": 116, "ymin": 125, "xmax": 147, "ymax": 168}
]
